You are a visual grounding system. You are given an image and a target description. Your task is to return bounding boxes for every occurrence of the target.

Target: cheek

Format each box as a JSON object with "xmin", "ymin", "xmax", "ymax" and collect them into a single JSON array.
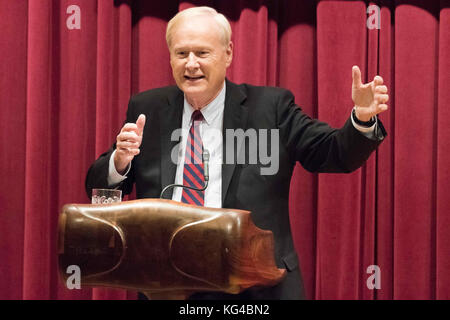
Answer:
[{"xmin": 170, "ymin": 60, "xmax": 183, "ymax": 74}]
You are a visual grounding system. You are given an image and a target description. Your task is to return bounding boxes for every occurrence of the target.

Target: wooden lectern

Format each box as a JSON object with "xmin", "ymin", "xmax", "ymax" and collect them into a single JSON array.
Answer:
[{"xmin": 58, "ymin": 199, "xmax": 286, "ymax": 299}]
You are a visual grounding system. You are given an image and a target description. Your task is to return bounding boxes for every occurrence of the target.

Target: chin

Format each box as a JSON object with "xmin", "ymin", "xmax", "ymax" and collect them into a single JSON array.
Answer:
[{"xmin": 181, "ymin": 84, "xmax": 207, "ymax": 96}]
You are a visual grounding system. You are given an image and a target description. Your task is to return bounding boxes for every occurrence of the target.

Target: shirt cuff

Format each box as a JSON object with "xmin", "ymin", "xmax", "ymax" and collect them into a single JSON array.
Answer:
[
  {"xmin": 351, "ymin": 107, "xmax": 376, "ymax": 138},
  {"xmin": 107, "ymin": 149, "xmax": 130, "ymax": 186}
]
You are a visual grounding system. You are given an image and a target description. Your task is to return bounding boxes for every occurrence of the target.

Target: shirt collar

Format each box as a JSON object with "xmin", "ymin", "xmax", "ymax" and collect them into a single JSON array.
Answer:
[{"xmin": 183, "ymin": 81, "xmax": 226, "ymax": 126}]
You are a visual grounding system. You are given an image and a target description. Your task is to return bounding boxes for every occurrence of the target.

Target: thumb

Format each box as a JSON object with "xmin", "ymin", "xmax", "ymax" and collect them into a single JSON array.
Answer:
[
  {"xmin": 352, "ymin": 65, "xmax": 362, "ymax": 88},
  {"xmin": 136, "ymin": 114, "xmax": 146, "ymax": 136}
]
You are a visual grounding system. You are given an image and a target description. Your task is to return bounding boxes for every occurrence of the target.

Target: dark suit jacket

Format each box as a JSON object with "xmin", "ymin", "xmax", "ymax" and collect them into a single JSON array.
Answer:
[{"xmin": 85, "ymin": 79, "xmax": 386, "ymax": 299}]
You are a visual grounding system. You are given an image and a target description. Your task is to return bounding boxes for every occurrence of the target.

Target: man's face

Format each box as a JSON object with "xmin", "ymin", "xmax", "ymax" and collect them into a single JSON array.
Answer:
[{"xmin": 169, "ymin": 16, "xmax": 233, "ymax": 107}]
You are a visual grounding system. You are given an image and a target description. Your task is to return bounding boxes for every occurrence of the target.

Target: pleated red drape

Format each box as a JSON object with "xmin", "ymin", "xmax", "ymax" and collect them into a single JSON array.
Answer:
[{"xmin": 1, "ymin": 0, "xmax": 449, "ymax": 300}]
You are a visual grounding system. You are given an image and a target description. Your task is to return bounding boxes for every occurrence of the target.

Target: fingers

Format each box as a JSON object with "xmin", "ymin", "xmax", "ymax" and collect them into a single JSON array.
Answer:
[
  {"xmin": 117, "ymin": 114, "xmax": 146, "ymax": 146},
  {"xmin": 136, "ymin": 114, "xmax": 146, "ymax": 136},
  {"xmin": 352, "ymin": 65, "xmax": 362, "ymax": 88},
  {"xmin": 116, "ymin": 146, "xmax": 140, "ymax": 156},
  {"xmin": 375, "ymin": 93, "xmax": 389, "ymax": 104},
  {"xmin": 118, "ymin": 140, "xmax": 140, "ymax": 149},
  {"xmin": 116, "ymin": 130, "xmax": 142, "ymax": 154},
  {"xmin": 378, "ymin": 104, "xmax": 388, "ymax": 112},
  {"xmin": 354, "ymin": 72, "xmax": 389, "ymax": 117},
  {"xmin": 356, "ymin": 102, "xmax": 388, "ymax": 120},
  {"xmin": 121, "ymin": 123, "xmax": 140, "ymax": 135},
  {"xmin": 121, "ymin": 148, "xmax": 140, "ymax": 156},
  {"xmin": 120, "ymin": 114, "xmax": 146, "ymax": 136},
  {"xmin": 374, "ymin": 80, "xmax": 388, "ymax": 107},
  {"xmin": 114, "ymin": 114, "xmax": 147, "ymax": 172},
  {"xmin": 116, "ymin": 114, "xmax": 146, "ymax": 157},
  {"xmin": 116, "ymin": 138, "xmax": 141, "ymax": 155},
  {"xmin": 373, "ymin": 97, "xmax": 389, "ymax": 115},
  {"xmin": 373, "ymin": 75, "xmax": 383, "ymax": 86},
  {"xmin": 118, "ymin": 131, "xmax": 142, "ymax": 143},
  {"xmin": 375, "ymin": 85, "xmax": 388, "ymax": 94},
  {"xmin": 116, "ymin": 134, "xmax": 140, "ymax": 154}
]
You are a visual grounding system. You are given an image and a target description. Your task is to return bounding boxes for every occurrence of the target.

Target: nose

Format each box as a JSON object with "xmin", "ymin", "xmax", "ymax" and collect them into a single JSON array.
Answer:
[{"xmin": 186, "ymin": 52, "xmax": 199, "ymax": 70}]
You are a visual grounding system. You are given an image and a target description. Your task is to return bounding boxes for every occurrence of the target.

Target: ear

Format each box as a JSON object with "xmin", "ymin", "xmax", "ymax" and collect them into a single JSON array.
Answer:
[{"xmin": 225, "ymin": 41, "xmax": 233, "ymax": 67}]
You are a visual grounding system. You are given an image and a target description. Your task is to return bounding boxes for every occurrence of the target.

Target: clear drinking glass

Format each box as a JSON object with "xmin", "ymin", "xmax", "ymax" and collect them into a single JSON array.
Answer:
[{"xmin": 91, "ymin": 188, "xmax": 122, "ymax": 204}]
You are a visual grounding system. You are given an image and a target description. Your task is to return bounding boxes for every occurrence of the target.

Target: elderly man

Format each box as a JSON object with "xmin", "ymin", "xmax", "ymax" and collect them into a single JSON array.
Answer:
[{"xmin": 86, "ymin": 6, "xmax": 388, "ymax": 299}]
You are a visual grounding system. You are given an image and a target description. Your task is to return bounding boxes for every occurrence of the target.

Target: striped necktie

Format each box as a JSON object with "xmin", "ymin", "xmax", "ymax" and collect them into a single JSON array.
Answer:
[{"xmin": 181, "ymin": 110, "xmax": 205, "ymax": 206}]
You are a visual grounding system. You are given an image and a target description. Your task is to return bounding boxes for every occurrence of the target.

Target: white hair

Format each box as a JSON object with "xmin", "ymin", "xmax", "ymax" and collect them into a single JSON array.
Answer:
[{"xmin": 166, "ymin": 6, "xmax": 232, "ymax": 48}]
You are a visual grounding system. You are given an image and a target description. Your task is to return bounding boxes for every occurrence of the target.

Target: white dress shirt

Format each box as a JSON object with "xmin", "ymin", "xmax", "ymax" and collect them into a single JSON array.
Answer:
[{"xmin": 171, "ymin": 83, "xmax": 225, "ymax": 208}]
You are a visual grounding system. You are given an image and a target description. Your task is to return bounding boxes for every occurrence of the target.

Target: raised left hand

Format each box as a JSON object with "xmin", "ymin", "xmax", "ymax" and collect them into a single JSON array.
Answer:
[{"xmin": 352, "ymin": 65, "xmax": 389, "ymax": 122}]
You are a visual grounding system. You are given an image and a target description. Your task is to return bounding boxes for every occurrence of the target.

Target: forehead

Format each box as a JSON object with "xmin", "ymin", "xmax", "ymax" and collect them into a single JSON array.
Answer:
[{"xmin": 170, "ymin": 16, "xmax": 223, "ymax": 50}]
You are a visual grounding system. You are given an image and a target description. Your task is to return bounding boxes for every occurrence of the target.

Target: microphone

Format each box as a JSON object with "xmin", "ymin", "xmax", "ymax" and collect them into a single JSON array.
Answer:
[{"xmin": 160, "ymin": 149, "xmax": 210, "ymax": 200}]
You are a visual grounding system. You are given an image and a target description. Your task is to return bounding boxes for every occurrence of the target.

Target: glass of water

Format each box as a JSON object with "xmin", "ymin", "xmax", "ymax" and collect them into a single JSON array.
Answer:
[{"xmin": 91, "ymin": 188, "xmax": 122, "ymax": 204}]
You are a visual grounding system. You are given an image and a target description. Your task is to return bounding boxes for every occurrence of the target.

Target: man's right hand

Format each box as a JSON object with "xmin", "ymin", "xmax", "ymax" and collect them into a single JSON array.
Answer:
[{"xmin": 114, "ymin": 114, "xmax": 146, "ymax": 175}]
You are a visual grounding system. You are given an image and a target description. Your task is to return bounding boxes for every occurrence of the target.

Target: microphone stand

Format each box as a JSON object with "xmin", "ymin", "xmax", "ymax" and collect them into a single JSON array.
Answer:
[{"xmin": 160, "ymin": 150, "xmax": 210, "ymax": 200}]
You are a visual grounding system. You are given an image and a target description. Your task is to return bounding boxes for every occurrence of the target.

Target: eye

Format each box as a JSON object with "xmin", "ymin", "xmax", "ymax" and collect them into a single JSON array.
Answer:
[
  {"xmin": 176, "ymin": 51, "xmax": 188, "ymax": 58},
  {"xmin": 197, "ymin": 51, "xmax": 209, "ymax": 57}
]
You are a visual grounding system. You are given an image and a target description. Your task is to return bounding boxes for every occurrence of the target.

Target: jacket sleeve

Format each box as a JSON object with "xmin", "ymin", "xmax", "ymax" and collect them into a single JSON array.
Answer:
[{"xmin": 276, "ymin": 89, "xmax": 386, "ymax": 173}]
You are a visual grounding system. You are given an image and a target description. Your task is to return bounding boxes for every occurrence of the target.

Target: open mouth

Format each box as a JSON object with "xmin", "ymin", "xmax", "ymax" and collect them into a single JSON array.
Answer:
[{"xmin": 184, "ymin": 75, "xmax": 205, "ymax": 81}]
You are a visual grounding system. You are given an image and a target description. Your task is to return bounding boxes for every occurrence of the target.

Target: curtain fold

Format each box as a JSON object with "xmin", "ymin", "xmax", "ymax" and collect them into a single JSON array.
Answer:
[
  {"xmin": 436, "ymin": 2, "xmax": 450, "ymax": 300},
  {"xmin": 394, "ymin": 2, "xmax": 439, "ymax": 300},
  {"xmin": 1, "ymin": 0, "xmax": 449, "ymax": 300},
  {"xmin": 0, "ymin": 0, "xmax": 28, "ymax": 301},
  {"xmin": 375, "ymin": 0, "xmax": 395, "ymax": 300},
  {"xmin": 23, "ymin": 0, "xmax": 55, "ymax": 300}
]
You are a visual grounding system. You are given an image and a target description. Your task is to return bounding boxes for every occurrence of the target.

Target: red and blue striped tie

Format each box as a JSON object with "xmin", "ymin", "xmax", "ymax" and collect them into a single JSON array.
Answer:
[{"xmin": 181, "ymin": 110, "xmax": 205, "ymax": 206}]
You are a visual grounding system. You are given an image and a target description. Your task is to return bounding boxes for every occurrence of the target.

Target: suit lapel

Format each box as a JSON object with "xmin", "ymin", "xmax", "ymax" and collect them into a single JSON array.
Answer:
[
  {"xmin": 159, "ymin": 81, "xmax": 248, "ymax": 204},
  {"xmin": 222, "ymin": 80, "xmax": 248, "ymax": 205},
  {"xmin": 160, "ymin": 87, "xmax": 184, "ymax": 198}
]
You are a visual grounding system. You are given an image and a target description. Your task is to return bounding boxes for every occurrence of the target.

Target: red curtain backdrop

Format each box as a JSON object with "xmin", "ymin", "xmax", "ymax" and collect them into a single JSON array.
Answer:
[{"xmin": 1, "ymin": 0, "xmax": 449, "ymax": 300}]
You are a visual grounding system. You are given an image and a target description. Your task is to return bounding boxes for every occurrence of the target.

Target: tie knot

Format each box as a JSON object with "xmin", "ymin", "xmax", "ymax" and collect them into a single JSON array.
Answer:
[{"xmin": 192, "ymin": 110, "xmax": 204, "ymax": 122}]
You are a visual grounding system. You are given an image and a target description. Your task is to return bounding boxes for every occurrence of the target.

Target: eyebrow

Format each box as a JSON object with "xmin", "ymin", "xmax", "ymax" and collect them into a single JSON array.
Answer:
[{"xmin": 172, "ymin": 45, "xmax": 214, "ymax": 52}]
